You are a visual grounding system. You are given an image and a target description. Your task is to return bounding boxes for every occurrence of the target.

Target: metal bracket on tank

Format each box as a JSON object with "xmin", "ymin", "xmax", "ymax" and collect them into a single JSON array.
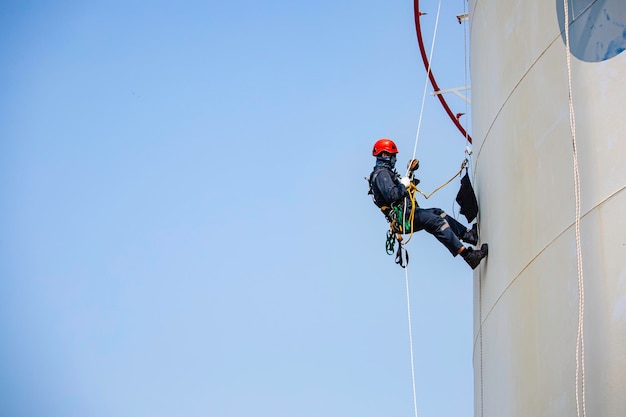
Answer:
[{"xmin": 432, "ymin": 86, "xmax": 472, "ymax": 104}]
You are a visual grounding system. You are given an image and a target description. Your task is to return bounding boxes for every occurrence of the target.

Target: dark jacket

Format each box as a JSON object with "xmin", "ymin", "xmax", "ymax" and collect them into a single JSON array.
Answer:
[{"xmin": 369, "ymin": 166, "xmax": 408, "ymax": 208}]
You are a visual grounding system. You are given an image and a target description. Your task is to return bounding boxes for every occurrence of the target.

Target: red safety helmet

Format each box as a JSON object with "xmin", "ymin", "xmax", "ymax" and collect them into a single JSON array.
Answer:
[{"xmin": 372, "ymin": 138, "xmax": 398, "ymax": 156}]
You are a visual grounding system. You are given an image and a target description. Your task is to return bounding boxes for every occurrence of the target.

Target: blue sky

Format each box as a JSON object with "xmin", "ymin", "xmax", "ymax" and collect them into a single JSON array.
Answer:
[{"xmin": 1, "ymin": 1, "xmax": 476, "ymax": 416}]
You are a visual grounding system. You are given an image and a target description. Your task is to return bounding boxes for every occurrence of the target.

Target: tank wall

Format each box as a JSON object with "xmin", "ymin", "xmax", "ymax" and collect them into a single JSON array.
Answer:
[{"xmin": 469, "ymin": 0, "xmax": 626, "ymax": 416}]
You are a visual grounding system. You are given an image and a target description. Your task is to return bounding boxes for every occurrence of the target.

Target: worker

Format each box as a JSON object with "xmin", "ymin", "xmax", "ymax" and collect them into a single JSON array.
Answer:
[{"xmin": 368, "ymin": 138, "xmax": 488, "ymax": 269}]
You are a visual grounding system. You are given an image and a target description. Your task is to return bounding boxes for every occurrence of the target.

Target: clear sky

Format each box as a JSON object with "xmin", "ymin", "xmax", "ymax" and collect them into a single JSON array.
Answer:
[{"xmin": 1, "ymin": 1, "xmax": 477, "ymax": 416}]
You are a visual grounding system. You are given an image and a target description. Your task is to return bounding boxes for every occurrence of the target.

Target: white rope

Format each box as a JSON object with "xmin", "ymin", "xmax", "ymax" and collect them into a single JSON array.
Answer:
[
  {"xmin": 461, "ymin": 4, "xmax": 481, "ymax": 417},
  {"xmin": 399, "ymin": 4, "xmax": 471, "ymax": 417},
  {"xmin": 400, "ymin": 4, "xmax": 443, "ymax": 416},
  {"xmin": 404, "ymin": 264, "xmax": 419, "ymax": 417},
  {"xmin": 459, "ymin": 0, "xmax": 473, "ymax": 221},
  {"xmin": 478, "ymin": 274, "xmax": 484, "ymax": 417},
  {"xmin": 462, "ymin": 0, "xmax": 471, "ymax": 146},
  {"xmin": 408, "ymin": 0, "xmax": 443, "ymax": 175},
  {"xmin": 562, "ymin": 1, "xmax": 587, "ymax": 417}
]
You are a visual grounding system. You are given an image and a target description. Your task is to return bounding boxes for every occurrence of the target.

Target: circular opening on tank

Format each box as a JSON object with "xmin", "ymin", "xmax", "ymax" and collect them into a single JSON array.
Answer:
[{"xmin": 557, "ymin": 0, "xmax": 626, "ymax": 62}]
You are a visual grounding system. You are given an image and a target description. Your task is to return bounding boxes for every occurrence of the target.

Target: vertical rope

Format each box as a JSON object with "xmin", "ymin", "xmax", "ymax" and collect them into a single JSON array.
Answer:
[
  {"xmin": 400, "ymin": 4, "xmax": 468, "ymax": 417},
  {"xmin": 404, "ymin": 265, "xmax": 419, "ymax": 417},
  {"xmin": 562, "ymin": 1, "xmax": 586, "ymax": 417},
  {"xmin": 400, "ymin": 3, "xmax": 442, "ymax": 416},
  {"xmin": 408, "ymin": 0, "xmax": 442, "ymax": 175},
  {"xmin": 462, "ymin": 5, "xmax": 482, "ymax": 416},
  {"xmin": 462, "ymin": 0, "xmax": 470, "ymax": 145},
  {"xmin": 479, "ymin": 274, "xmax": 484, "ymax": 417}
]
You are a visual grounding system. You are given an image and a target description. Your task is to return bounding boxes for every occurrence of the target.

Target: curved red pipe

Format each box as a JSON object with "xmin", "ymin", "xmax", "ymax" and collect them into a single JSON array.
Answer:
[{"xmin": 414, "ymin": 0, "xmax": 472, "ymax": 143}]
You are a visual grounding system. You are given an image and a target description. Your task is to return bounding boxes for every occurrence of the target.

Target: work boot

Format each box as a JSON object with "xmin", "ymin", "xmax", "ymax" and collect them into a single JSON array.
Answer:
[
  {"xmin": 461, "ymin": 223, "xmax": 479, "ymax": 246},
  {"xmin": 461, "ymin": 243, "xmax": 488, "ymax": 269}
]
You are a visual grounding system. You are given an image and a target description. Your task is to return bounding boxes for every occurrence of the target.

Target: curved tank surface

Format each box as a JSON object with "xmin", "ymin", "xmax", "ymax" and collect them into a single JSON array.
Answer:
[{"xmin": 469, "ymin": 0, "xmax": 626, "ymax": 416}]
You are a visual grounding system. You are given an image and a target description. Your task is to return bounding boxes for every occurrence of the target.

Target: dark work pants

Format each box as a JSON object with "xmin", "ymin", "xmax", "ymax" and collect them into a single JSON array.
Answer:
[{"xmin": 407, "ymin": 207, "xmax": 467, "ymax": 256}]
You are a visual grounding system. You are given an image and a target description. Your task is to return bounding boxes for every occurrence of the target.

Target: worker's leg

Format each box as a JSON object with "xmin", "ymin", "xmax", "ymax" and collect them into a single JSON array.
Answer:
[
  {"xmin": 412, "ymin": 208, "xmax": 465, "ymax": 256},
  {"xmin": 440, "ymin": 210, "xmax": 469, "ymax": 238},
  {"xmin": 441, "ymin": 211, "xmax": 479, "ymax": 245},
  {"xmin": 423, "ymin": 207, "xmax": 477, "ymax": 243}
]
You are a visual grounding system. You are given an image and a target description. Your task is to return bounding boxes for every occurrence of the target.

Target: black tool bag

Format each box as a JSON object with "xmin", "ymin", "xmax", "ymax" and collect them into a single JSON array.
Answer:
[{"xmin": 455, "ymin": 172, "xmax": 479, "ymax": 223}]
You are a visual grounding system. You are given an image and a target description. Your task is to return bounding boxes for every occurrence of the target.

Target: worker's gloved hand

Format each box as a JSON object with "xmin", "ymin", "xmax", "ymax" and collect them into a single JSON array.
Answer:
[
  {"xmin": 407, "ymin": 159, "xmax": 420, "ymax": 172},
  {"xmin": 400, "ymin": 176, "xmax": 411, "ymax": 187}
]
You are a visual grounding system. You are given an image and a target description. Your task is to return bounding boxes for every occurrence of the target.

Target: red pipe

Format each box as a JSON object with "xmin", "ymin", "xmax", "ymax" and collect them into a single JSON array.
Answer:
[{"xmin": 414, "ymin": 0, "xmax": 472, "ymax": 143}]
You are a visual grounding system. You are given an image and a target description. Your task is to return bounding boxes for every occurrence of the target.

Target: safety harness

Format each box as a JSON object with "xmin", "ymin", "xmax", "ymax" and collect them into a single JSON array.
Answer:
[{"xmin": 367, "ymin": 167, "xmax": 419, "ymax": 268}]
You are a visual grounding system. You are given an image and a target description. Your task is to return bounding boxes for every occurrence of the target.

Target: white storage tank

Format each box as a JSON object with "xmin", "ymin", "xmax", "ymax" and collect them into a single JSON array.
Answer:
[{"xmin": 468, "ymin": 0, "xmax": 626, "ymax": 416}]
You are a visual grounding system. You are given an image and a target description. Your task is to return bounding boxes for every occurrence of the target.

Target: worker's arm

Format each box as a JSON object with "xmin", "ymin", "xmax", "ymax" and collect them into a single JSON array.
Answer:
[{"xmin": 374, "ymin": 169, "xmax": 407, "ymax": 204}]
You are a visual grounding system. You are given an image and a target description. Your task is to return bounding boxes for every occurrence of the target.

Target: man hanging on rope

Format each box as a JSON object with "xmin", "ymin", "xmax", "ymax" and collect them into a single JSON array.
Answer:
[{"xmin": 368, "ymin": 138, "xmax": 488, "ymax": 269}]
